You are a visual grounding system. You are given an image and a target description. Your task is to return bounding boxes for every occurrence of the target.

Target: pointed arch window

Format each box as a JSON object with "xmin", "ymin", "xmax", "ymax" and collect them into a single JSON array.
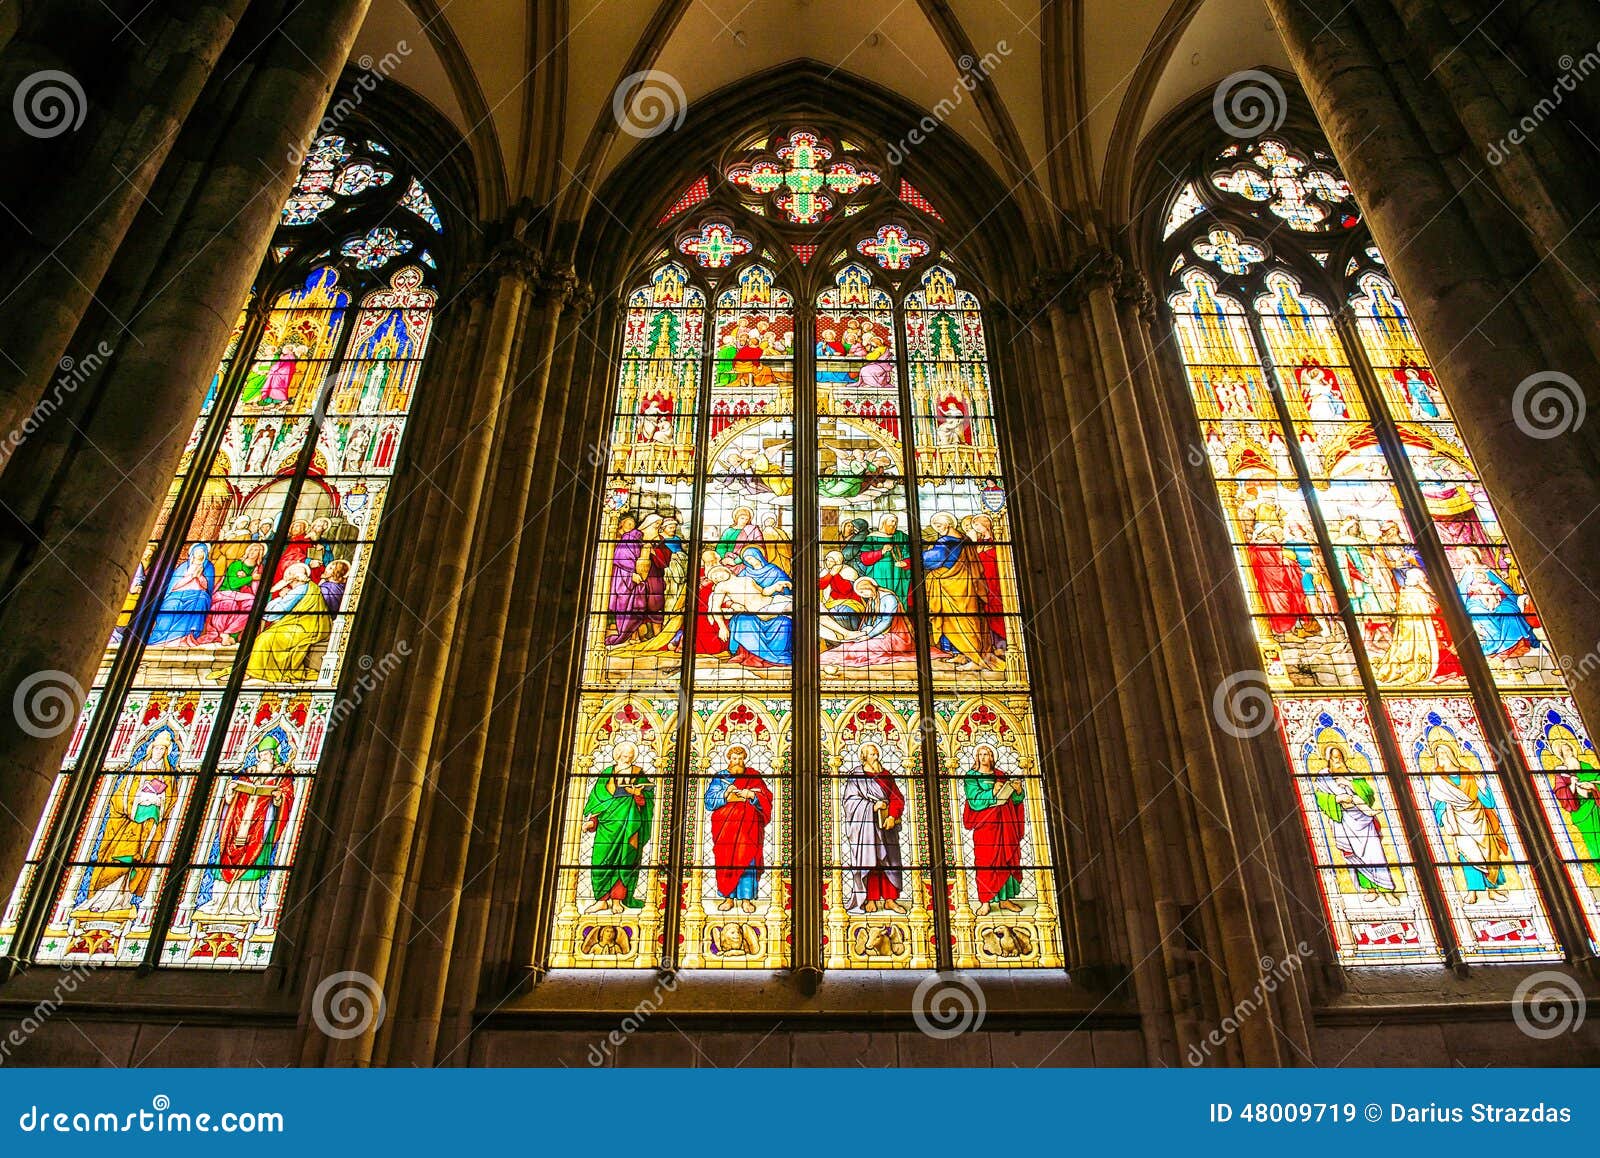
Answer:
[
  {"xmin": 0, "ymin": 133, "xmax": 446, "ymax": 969},
  {"xmin": 1161, "ymin": 133, "xmax": 1598, "ymax": 965},
  {"xmin": 548, "ymin": 125, "xmax": 1065, "ymax": 972}
]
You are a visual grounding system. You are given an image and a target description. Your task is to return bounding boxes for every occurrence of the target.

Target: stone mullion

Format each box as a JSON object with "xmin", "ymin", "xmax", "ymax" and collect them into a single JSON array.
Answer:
[
  {"xmin": 1243, "ymin": 308, "xmax": 1466, "ymax": 971},
  {"xmin": 1085, "ymin": 278, "xmax": 1295, "ymax": 1063},
  {"xmin": 1265, "ymin": 0, "xmax": 1600, "ymax": 740},
  {"xmin": 1044, "ymin": 294, "xmax": 1200, "ymax": 1066},
  {"xmin": 0, "ymin": 0, "xmax": 253, "ymax": 471},
  {"xmin": 373, "ymin": 270, "xmax": 568, "ymax": 1065},
  {"xmin": 660, "ymin": 287, "xmax": 719, "ymax": 977},
  {"xmin": 308, "ymin": 256, "xmax": 535, "ymax": 1066},
  {"xmin": 893, "ymin": 297, "xmax": 953, "ymax": 973},
  {"xmin": 792, "ymin": 298, "xmax": 821, "ymax": 986},
  {"xmin": 0, "ymin": 0, "xmax": 373, "ymax": 934},
  {"xmin": 520, "ymin": 299, "xmax": 619, "ymax": 979},
  {"xmin": 1336, "ymin": 310, "xmax": 1596, "ymax": 966}
]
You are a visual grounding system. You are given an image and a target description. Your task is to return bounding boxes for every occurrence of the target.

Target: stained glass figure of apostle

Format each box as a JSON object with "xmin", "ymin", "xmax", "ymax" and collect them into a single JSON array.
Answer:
[
  {"xmin": 858, "ymin": 514, "xmax": 911, "ymax": 608},
  {"xmin": 1550, "ymin": 735, "xmax": 1600, "ymax": 860},
  {"xmin": 199, "ymin": 733, "xmax": 296, "ymax": 919},
  {"xmin": 1425, "ymin": 740, "xmax": 1510, "ymax": 904},
  {"xmin": 1312, "ymin": 742, "xmax": 1400, "ymax": 906},
  {"xmin": 923, "ymin": 512, "xmax": 1002, "ymax": 671},
  {"xmin": 78, "ymin": 727, "xmax": 179, "ymax": 916},
  {"xmin": 583, "ymin": 741, "xmax": 655, "ymax": 914},
  {"xmin": 704, "ymin": 744, "xmax": 773, "ymax": 914},
  {"xmin": 841, "ymin": 742, "xmax": 906, "ymax": 914},
  {"xmin": 962, "ymin": 743, "xmax": 1025, "ymax": 915}
]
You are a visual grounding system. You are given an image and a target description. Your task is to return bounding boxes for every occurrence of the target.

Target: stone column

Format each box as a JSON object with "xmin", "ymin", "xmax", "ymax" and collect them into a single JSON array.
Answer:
[
  {"xmin": 0, "ymin": 0, "xmax": 252, "ymax": 469},
  {"xmin": 429, "ymin": 286, "xmax": 593, "ymax": 1064},
  {"xmin": 1266, "ymin": 0, "xmax": 1600, "ymax": 733},
  {"xmin": 0, "ymin": 0, "xmax": 372, "ymax": 939},
  {"xmin": 1385, "ymin": 0, "xmax": 1600, "ymax": 360},
  {"xmin": 1512, "ymin": 0, "xmax": 1600, "ymax": 141},
  {"xmin": 1027, "ymin": 246, "xmax": 1316, "ymax": 1065},
  {"xmin": 305, "ymin": 246, "xmax": 539, "ymax": 1067},
  {"xmin": 375, "ymin": 266, "xmax": 575, "ymax": 1065}
]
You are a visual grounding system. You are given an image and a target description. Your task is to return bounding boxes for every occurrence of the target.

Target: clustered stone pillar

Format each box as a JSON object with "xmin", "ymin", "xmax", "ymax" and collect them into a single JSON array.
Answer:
[
  {"xmin": 0, "ymin": 0, "xmax": 373, "ymax": 939},
  {"xmin": 1266, "ymin": 0, "xmax": 1600, "ymax": 732},
  {"xmin": 300, "ymin": 238, "xmax": 543, "ymax": 1067},
  {"xmin": 0, "ymin": 0, "xmax": 253, "ymax": 460},
  {"xmin": 1021, "ymin": 248, "xmax": 1319, "ymax": 1066},
  {"xmin": 371, "ymin": 262, "xmax": 581, "ymax": 1067}
]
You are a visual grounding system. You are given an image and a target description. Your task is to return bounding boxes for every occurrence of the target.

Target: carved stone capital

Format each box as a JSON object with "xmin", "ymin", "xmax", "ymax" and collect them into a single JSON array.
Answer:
[
  {"xmin": 534, "ymin": 264, "xmax": 588, "ymax": 310},
  {"xmin": 1011, "ymin": 247, "xmax": 1125, "ymax": 317},
  {"xmin": 451, "ymin": 238, "xmax": 544, "ymax": 309}
]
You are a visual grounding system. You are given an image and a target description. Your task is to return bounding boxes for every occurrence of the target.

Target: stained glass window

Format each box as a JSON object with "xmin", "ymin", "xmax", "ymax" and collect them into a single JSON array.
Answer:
[
  {"xmin": 549, "ymin": 126, "xmax": 1064, "ymax": 971},
  {"xmin": 1163, "ymin": 131, "xmax": 1593, "ymax": 965},
  {"xmin": 0, "ymin": 134, "xmax": 444, "ymax": 968}
]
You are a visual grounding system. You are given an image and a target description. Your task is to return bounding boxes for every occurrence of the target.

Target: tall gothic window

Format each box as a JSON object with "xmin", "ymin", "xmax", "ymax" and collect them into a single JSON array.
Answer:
[
  {"xmin": 1162, "ymin": 134, "xmax": 1598, "ymax": 965},
  {"xmin": 0, "ymin": 134, "xmax": 446, "ymax": 968},
  {"xmin": 549, "ymin": 126, "xmax": 1064, "ymax": 971}
]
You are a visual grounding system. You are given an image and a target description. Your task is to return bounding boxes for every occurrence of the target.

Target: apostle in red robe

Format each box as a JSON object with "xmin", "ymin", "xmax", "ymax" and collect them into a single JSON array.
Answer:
[
  {"xmin": 962, "ymin": 744, "xmax": 1026, "ymax": 914},
  {"xmin": 704, "ymin": 745, "xmax": 773, "ymax": 913}
]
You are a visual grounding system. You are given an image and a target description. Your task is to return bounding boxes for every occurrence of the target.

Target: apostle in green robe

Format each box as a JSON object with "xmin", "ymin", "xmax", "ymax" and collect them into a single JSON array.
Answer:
[
  {"xmin": 583, "ymin": 741, "xmax": 655, "ymax": 913},
  {"xmin": 858, "ymin": 514, "xmax": 911, "ymax": 607},
  {"xmin": 1553, "ymin": 737, "xmax": 1600, "ymax": 860}
]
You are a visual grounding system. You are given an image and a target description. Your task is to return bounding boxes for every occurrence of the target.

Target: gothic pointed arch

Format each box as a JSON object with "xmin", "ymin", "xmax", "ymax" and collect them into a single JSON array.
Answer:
[
  {"xmin": 542, "ymin": 110, "xmax": 1070, "ymax": 973},
  {"xmin": 1135, "ymin": 99, "xmax": 1600, "ymax": 967}
]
